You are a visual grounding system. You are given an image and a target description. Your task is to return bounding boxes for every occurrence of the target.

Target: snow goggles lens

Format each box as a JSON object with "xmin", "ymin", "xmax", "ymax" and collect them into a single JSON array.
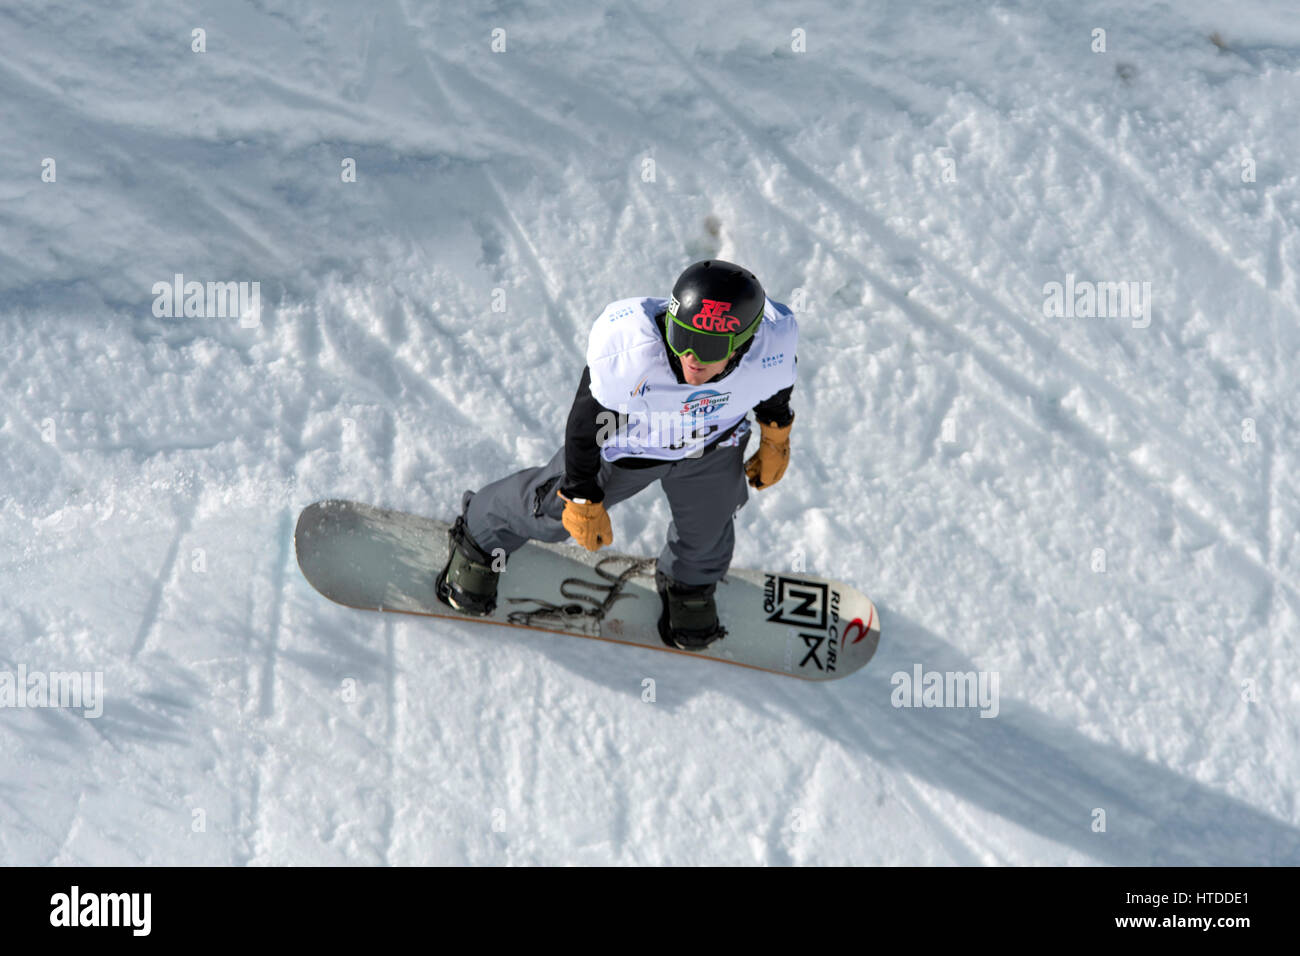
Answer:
[{"xmin": 666, "ymin": 314, "xmax": 734, "ymax": 363}]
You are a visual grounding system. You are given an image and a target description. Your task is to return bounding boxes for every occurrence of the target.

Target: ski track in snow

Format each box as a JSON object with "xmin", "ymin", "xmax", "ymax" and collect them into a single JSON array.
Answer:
[{"xmin": 1, "ymin": 0, "xmax": 1299, "ymax": 865}]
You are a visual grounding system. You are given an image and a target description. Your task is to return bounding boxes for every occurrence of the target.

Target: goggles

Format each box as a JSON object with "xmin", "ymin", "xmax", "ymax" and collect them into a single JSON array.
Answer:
[{"xmin": 664, "ymin": 302, "xmax": 761, "ymax": 364}]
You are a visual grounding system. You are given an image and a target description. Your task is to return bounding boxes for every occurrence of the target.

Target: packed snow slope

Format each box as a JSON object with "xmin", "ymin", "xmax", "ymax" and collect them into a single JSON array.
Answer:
[{"xmin": 2, "ymin": 0, "xmax": 1299, "ymax": 865}]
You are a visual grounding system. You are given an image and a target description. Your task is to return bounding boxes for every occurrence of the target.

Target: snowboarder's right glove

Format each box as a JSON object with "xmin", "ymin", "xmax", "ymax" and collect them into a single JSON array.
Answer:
[
  {"xmin": 557, "ymin": 491, "xmax": 613, "ymax": 551},
  {"xmin": 745, "ymin": 415, "xmax": 794, "ymax": 489}
]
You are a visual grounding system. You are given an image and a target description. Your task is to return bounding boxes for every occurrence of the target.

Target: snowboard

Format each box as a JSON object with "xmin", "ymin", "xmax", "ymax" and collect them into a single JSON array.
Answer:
[{"xmin": 294, "ymin": 499, "xmax": 880, "ymax": 681}]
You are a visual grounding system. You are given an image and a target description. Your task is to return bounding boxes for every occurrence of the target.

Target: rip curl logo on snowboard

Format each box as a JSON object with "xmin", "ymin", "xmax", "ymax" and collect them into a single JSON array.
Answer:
[{"xmin": 766, "ymin": 576, "xmax": 855, "ymax": 673}]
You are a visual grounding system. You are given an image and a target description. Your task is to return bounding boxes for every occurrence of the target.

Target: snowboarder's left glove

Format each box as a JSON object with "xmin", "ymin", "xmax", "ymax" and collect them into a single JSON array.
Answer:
[
  {"xmin": 745, "ymin": 416, "xmax": 794, "ymax": 490},
  {"xmin": 558, "ymin": 491, "xmax": 613, "ymax": 551}
]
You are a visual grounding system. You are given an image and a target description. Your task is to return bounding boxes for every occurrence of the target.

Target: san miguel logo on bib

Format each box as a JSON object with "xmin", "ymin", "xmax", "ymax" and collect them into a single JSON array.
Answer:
[
  {"xmin": 681, "ymin": 389, "xmax": 731, "ymax": 418},
  {"xmin": 692, "ymin": 298, "xmax": 741, "ymax": 332}
]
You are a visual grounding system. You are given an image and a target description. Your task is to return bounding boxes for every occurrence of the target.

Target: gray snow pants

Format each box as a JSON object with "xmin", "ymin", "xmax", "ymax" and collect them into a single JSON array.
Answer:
[{"xmin": 461, "ymin": 439, "xmax": 750, "ymax": 586}]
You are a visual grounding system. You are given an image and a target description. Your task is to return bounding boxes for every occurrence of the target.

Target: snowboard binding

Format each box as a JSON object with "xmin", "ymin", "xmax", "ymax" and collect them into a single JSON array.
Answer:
[
  {"xmin": 435, "ymin": 516, "xmax": 500, "ymax": 616},
  {"xmin": 655, "ymin": 570, "xmax": 726, "ymax": 651}
]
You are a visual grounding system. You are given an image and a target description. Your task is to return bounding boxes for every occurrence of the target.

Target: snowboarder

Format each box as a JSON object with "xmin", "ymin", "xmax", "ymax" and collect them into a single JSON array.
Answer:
[{"xmin": 436, "ymin": 259, "xmax": 798, "ymax": 650}]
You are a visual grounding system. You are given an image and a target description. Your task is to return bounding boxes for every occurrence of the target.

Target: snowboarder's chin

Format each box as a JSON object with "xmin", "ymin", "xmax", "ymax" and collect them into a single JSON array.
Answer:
[{"xmin": 683, "ymin": 358, "xmax": 724, "ymax": 384}]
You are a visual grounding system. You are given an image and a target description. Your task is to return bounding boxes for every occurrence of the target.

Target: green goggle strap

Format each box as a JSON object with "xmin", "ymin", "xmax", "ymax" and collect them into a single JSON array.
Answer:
[{"xmin": 665, "ymin": 310, "xmax": 761, "ymax": 360}]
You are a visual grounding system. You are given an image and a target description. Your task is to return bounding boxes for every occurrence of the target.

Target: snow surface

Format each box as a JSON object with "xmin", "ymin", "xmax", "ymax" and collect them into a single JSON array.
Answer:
[{"xmin": 2, "ymin": 0, "xmax": 1299, "ymax": 865}]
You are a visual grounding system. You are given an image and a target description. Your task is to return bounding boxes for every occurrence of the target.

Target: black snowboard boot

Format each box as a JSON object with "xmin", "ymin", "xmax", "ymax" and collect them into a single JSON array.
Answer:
[
  {"xmin": 655, "ymin": 570, "xmax": 726, "ymax": 651},
  {"xmin": 435, "ymin": 516, "xmax": 500, "ymax": 616}
]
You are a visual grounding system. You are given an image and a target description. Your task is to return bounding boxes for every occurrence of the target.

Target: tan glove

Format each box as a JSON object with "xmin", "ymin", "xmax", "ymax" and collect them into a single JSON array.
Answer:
[
  {"xmin": 744, "ymin": 416, "xmax": 794, "ymax": 489},
  {"xmin": 558, "ymin": 490, "xmax": 613, "ymax": 551}
]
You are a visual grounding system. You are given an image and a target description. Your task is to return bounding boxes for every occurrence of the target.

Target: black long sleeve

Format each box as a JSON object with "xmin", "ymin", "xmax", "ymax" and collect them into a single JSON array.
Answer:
[
  {"xmin": 753, "ymin": 384, "xmax": 795, "ymax": 427},
  {"xmin": 559, "ymin": 366, "xmax": 615, "ymax": 503}
]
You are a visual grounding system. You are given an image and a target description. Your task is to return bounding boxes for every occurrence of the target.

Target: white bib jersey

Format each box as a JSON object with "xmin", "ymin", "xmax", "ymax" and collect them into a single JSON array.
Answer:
[{"xmin": 585, "ymin": 296, "xmax": 798, "ymax": 462}]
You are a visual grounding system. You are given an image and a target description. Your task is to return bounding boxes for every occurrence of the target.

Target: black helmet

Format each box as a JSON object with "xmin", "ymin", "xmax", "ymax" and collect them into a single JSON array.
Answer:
[{"xmin": 664, "ymin": 260, "xmax": 765, "ymax": 364}]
